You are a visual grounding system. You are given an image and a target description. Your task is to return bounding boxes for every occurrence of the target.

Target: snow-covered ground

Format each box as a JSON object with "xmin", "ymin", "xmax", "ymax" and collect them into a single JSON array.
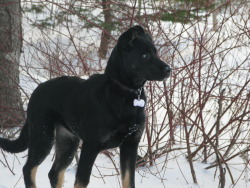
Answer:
[{"xmin": 0, "ymin": 144, "xmax": 249, "ymax": 188}]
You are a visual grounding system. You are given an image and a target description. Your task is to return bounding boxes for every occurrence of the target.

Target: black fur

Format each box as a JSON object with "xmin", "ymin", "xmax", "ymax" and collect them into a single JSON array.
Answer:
[{"xmin": 0, "ymin": 26, "xmax": 171, "ymax": 188}]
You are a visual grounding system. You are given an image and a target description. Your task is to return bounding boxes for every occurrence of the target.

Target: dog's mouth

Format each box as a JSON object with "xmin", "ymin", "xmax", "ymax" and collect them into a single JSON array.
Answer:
[
  {"xmin": 155, "ymin": 66, "xmax": 172, "ymax": 81},
  {"xmin": 159, "ymin": 66, "xmax": 172, "ymax": 80},
  {"xmin": 146, "ymin": 73, "xmax": 171, "ymax": 81},
  {"xmin": 143, "ymin": 65, "xmax": 172, "ymax": 81},
  {"xmin": 164, "ymin": 70, "xmax": 171, "ymax": 79}
]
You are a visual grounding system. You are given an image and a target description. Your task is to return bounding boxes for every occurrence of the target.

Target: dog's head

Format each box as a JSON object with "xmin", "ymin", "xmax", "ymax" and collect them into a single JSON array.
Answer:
[
  {"xmin": 116, "ymin": 26, "xmax": 171, "ymax": 82},
  {"xmin": 105, "ymin": 26, "xmax": 171, "ymax": 88}
]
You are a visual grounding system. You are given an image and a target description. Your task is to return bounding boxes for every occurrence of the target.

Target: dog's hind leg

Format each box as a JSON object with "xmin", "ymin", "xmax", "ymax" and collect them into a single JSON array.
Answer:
[
  {"xmin": 49, "ymin": 125, "xmax": 80, "ymax": 188},
  {"xmin": 74, "ymin": 143, "xmax": 99, "ymax": 188},
  {"xmin": 23, "ymin": 122, "xmax": 55, "ymax": 188}
]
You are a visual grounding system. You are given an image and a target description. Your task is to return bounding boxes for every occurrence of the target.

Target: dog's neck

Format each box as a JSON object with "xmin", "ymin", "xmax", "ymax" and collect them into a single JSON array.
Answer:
[
  {"xmin": 109, "ymin": 78, "xmax": 143, "ymax": 95},
  {"xmin": 105, "ymin": 73, "xmax": 145, "ymax": 93},
  {"xmin": 105, "ymin": 47, "xmax": 146, "ymax": 90}
]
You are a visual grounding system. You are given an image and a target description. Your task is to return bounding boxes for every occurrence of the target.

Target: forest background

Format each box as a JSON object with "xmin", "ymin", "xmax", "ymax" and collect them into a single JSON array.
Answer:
[{"xmin": 0, "ymin": 0, "xmax": 249, "ymax": 187}]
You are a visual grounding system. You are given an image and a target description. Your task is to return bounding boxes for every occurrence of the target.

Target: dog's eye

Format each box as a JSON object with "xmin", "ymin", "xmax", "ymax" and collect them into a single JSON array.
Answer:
[{"xmin": 142, "ymin": 53, "xmax": 151, "ymax": 60}]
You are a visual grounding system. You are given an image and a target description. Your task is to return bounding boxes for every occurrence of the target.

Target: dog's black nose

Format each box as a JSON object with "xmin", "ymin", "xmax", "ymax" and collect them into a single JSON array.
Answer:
[{"xmin": 164, "ymin": 66, "xmax": 172, "ymax": 73}]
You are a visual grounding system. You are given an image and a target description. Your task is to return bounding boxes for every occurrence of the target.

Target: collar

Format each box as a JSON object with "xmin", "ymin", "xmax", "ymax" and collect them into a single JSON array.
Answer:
[{"xmin": 110, "ymin": 78, "xmax": 143, "ymax": 97}]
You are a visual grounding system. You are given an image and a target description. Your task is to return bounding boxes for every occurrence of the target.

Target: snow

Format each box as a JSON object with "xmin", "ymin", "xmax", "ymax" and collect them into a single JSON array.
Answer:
[{"xmin": 0, "ymin": 146, "xmax": 248, "ymax": 188}]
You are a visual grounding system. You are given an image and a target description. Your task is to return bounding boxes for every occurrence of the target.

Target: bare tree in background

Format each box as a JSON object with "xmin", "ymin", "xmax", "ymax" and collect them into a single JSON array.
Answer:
[
  {"xmin": 98, "ymin": 0, "xmax": 112, "ymax": 59},
  {"xmin": 0, "ymin": 0, "xmax": 24, "ymax": 128}
]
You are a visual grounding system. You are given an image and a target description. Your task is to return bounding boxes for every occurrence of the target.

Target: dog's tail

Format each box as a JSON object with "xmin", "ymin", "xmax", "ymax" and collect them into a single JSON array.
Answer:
[{"xmin": 0, "ymin": 122, "xmax": 29, "ymax": 153}]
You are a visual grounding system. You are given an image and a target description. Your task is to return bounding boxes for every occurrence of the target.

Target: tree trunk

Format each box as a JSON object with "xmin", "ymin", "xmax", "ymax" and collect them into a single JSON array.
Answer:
[
  {"xmin": 137, "ymin": 0, "xmax": 142, "ymax": 17},
  {"xmin": 212, "ymin": 0, "xmax": 218, "ymax": 31},
  {"xmin": 98, "ymin": 0, "xmax": 112, "ymax": 59},
  {"xmin": 0, "ymin": 0, "xmax": 24, "ymax": 127}
]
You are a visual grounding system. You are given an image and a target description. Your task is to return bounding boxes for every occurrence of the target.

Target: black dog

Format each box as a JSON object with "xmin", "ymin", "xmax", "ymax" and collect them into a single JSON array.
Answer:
[{"xmin": 0, "ymin": 26, "xmax": 171, "ymax": 188}]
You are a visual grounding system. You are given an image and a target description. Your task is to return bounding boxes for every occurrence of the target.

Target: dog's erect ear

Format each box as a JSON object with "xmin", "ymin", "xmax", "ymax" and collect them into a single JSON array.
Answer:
[{"xmin": 117, "ymin": 25, "xmax": 145, "ymax": 50}]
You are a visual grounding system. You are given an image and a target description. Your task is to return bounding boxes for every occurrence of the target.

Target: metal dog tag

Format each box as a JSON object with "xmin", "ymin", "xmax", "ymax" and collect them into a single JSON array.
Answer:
[
  {"xmin": 133, "ymin": 88, "xmax": 145, "ymax": 107},
  {"xmin": 133, "ymin": 99, "xmax": 145, "ymax": 107}
]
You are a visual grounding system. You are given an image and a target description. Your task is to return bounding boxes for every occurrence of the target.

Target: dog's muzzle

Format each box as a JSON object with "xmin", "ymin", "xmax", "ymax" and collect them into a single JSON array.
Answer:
[{"xmin": 164, "ymin": 66, "xmax": 172, "ymax": 78}]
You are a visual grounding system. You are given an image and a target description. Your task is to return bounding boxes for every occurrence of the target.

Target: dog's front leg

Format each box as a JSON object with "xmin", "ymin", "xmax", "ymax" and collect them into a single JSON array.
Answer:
[
  {"xmin": 120, "ymin": 138, "xmax": 139, "ymax": 188},
  {"xmin": 74, "ymin": 143, "xmax": 99, "ymax": 188}
]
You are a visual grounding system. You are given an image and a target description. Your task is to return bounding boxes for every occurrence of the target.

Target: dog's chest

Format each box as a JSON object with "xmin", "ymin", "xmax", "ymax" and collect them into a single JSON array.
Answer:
[
  {"xmin": 100, "ymin": 105, "xmax": 145, "ymax": 149},
  {"xmin": 100, "ymin": 123, "xmax": 142, "ymax": 149},
  {"xmin": 81, "ymin": 89, "xmax": 146, "ymax": 149}
]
